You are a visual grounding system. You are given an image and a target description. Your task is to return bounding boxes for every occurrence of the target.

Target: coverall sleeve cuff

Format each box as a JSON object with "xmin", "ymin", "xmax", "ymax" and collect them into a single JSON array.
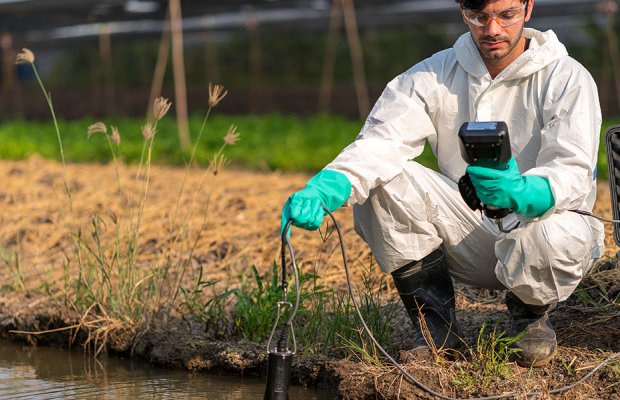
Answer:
[
  {"xmin": 515, "ymin": 171, "xmax": 558, "ymax": 222},
  {"xmin": 515, "ymin": 204, "xmax": 557, "ymax": 223},
  {"xmin": 327, "ymin": 169, "xmax": 364, "ymax": 206}
]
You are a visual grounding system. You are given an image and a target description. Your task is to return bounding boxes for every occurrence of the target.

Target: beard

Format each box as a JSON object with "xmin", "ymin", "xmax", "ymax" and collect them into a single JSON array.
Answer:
[{"xmin": 475, "ymin": 24, "xmax": 524, "ymax": 63}]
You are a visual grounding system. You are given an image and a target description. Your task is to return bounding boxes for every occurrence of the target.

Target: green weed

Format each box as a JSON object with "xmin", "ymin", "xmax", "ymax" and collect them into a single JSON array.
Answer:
[
  {"xmin": 232, "ymin": 264, "xmax": 283, "ymax": 342},
  {"xmin": 452, "ymin": 366, "xmax": 478, "ymax": 392},
  {"xmin": 339, "ymin": 328, "xmax": 384, "ymax": 366},
  {"xmin": 2, "ymin": 113, "xmax": 617, "ymax": 175},
  {"xmin": 559, "ymin": 355, "xmax": 578, "ymax": 377},
  {"xmin": 573, "ymin": 287, "xmax": 603, "ymax": 307},
  {"xmin": 179, "ymin": 265, "xmax": 234, "ymax": 335},
  {"xmin": 296, "ymin": 259, "xmax": 396, "ymax": 357},
  {"xmin": 452, "ymin": 323, "xmax": 522, "ymax": 390},
  {"xmin": 329, "ymin": 260, "xmax": 397, "ymax": 358},
  {"xmin": 0, "ymin": 248, "xmax": 26, "ymax": 292},
  {"xmin": 604, "ymin": 359, "xmax": 620, "ymax": 390},
  {"xmin": 218, "ymin": 245, "xmax": 396, "ymax": 358}
]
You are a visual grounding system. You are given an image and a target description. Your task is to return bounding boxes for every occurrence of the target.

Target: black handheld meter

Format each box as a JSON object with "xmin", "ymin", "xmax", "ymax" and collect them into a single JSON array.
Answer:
[{"xmin": 458, "ymin": 121, "xmax": 512, "ymax": 220}]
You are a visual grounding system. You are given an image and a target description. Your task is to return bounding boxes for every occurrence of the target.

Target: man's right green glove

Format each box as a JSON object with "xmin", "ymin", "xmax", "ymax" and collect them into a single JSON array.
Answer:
[
  {"xmin": 466, "ymin": 157, "xmax": 555, "ymax": 218},
  {"xmin": 281, "ymin": 169, "xmax": 351, "ymax": 235}
]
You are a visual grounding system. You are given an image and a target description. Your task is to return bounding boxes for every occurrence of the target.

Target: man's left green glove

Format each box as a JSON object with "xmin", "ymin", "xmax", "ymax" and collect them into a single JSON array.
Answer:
[
  {"xmin": 466, "ymin": 157, "xmax": 555, "ymax": 218},
  {"xmin": 281, "ymin": 169, "xmax": 351, "ymax": 235}
]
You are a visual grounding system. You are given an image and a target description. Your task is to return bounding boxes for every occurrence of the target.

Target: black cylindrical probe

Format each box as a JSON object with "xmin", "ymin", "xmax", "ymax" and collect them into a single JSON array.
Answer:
[{"xmin": 263, "ymin": 351, "xmax": 293, "ymax": 400}]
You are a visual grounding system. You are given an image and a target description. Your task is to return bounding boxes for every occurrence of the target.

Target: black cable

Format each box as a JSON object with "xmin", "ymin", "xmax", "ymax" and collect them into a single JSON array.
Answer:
[
  {"xmin": 570, "ymin": 209, "xmax": 620, "ymax": 224},
  {"xmin": 282, "ymin": 224, "xmax": 301, "ymax": 330},
  {"xmin": 491, "ymin": 209, "xmax": 618, "ymax": 234},
  {"xmin": 271, "ymin": 221, "xmax": 300, "ymax": 353},
  {"xmin": 319, "ymin": 206, "xmax": 620, "ymax": 400}
]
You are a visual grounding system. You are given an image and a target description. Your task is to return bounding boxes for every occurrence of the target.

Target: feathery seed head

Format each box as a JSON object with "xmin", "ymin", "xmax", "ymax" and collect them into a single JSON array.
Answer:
[
  {"xmin": 142, "ymin": 123, "xmax": 156, "ymax": 140},
  {"xmin": 153, "ymin": 97, "xmax": 172, "ymax": 120},
  {"xmin": 209, "ymin": 153, "xmax": 229, "ymax": 176},
  {"xmin": 15, "ymin": 48, "xmax": 35, "ymax": 64},
  {"xmin": 223, "ymin": 125, "xmax": 240, "ymax": 145},
  {"xmin": 110, "ymin": 126, "xmax": 121, "ymax": 145},
  {"xmin": 208, "ymin": 83, "xmax": 228, "ymax": 107},
  {"xmin": 87, "ymin": 122, "xmax": 107, "ymax": 138}
]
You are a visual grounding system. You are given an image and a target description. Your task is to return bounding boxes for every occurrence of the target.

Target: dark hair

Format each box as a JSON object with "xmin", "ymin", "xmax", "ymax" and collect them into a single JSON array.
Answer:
[
  {"xmin": 454, "ymin": 0, "xmax": 488, "ymax": 9},
  {"xmin": 455, "ymin": 0, "xmax": 528, "ymax": 11}
]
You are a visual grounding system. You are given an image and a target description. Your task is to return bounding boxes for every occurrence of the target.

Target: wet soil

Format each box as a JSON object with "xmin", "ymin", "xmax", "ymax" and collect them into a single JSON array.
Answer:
[{"xmin": 0, "ymin": 157, "xmax": 619, "ymax": 399}]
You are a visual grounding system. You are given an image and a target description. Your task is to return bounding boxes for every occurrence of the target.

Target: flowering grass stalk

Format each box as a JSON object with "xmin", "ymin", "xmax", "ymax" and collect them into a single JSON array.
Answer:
[
  {"xmin": 153, "ymin": 85, "xmax": 238, "ymax": 308},
  {"xmin": 16, "ymin": 46, "xmax": 240, "ymax": 344},
  {"xmin": 170, "ymin": 83, "xmax": 228, "ymax": 230},
  {"xmin": 16, "ymin": 48, "xmax": 87, "ymax": 298}
]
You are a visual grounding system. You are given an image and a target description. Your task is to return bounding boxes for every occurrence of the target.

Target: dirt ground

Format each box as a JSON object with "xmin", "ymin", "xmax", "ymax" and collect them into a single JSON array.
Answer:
[{"xmin": 0, "ymin": 156, "xmax": 619, "ymax": 399}]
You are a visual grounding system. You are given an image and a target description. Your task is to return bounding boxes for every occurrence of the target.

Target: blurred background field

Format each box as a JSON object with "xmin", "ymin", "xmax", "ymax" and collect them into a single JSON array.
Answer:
[
  {"xmin": 0, "ymin": 114, "xmax": 423, "ymax": 172},
  {"xmin": 1, "ymin": 116, "xmax": 620, "ymax": 178},
  {"xmin": 1, "ymin": 1, "xmax": 620, "ymax": 176},
  {"xmin": 2, "ymin": 1, "xmax": 620, "ymax": 119}
]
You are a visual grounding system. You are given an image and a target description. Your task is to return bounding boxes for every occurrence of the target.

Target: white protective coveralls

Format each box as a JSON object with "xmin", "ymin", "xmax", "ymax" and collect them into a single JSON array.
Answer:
[{"xmin": 325, "ymin": 28, "xmax": 605, "ymax": 306}]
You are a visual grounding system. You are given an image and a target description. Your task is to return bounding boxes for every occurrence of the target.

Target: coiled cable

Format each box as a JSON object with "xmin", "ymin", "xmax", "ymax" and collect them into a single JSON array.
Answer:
[{"xmin": 267, "ymin": 220, "xmax": 300, "ymax": 354}]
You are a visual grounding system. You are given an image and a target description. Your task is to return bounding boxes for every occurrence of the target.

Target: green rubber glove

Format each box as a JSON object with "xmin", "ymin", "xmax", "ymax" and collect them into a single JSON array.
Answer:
[
  {"xmin": 281, "ymin": 169, "xmax": 351, "ymax": 235},
  {"xmin": 466, "ymin": 157, "xmax": 555, "ymax": 218}
]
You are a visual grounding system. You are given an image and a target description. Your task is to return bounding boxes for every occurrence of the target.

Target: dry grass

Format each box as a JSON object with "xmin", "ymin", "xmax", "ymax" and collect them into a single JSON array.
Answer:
[
  {"xmin": 0, "ymin": 158, "xmax": 369, "ymax": 292},
  {"xmin": 0, "ymin": 163, "xmax": 617, "ymax": 304}
]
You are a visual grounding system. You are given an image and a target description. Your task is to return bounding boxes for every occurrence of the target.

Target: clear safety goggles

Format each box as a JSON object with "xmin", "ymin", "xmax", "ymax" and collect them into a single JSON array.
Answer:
[{"xmin": 461, "ymin": 3, "xmax": 527, "ymax": 27}]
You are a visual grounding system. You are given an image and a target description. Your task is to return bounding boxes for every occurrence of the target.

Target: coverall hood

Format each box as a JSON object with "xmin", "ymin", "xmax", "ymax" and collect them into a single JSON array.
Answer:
[{"xmin": 454, "ymin": 29, "xmax": 568, "ymax": 80}]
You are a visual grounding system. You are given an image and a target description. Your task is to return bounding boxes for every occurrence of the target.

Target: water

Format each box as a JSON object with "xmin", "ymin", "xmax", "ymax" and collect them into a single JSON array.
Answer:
[{"xmin": 0, "ymin": 341, "xmax": 336, "ymax": 399}]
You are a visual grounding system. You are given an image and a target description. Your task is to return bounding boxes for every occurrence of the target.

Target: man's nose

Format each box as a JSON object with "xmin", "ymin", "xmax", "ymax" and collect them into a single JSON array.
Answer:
[{"xmin": 484, "ymin": 17, "xmax": 503, "ymax": 35}]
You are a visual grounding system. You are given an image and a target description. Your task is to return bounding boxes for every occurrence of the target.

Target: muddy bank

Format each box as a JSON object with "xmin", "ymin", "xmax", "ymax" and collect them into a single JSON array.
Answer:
[{"xmin": 1, "ymin": 276, "xmax": 619, "ymax": 399}]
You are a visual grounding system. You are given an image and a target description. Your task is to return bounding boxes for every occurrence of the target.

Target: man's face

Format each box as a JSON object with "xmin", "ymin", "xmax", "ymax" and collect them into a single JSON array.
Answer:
[{"xmin": 462, "ymin": 0, "xmax": 533, "ymax": 66}]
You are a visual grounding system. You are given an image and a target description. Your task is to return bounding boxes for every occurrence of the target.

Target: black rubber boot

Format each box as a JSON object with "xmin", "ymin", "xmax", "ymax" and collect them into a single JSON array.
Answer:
[
  {"xmin": 391, "ymin": 249, "xmax": 461, "ymax": 350},
  {"xmin": 505, "ymin": 292, "xmax": 557, "ymax": 367}
]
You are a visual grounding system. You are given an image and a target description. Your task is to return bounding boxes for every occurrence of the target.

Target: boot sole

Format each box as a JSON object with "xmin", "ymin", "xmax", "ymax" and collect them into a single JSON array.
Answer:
[{"xmin": 516, "ymin": 350, "xmax": 557, "ymax": 368}]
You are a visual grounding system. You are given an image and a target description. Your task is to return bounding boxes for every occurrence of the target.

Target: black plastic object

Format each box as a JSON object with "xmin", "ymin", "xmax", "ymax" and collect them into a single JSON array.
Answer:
[
  {"xmin": 458, "ymin": 121, "xmax": 512, "ymax": 169},
  {"xmin": 263, "ymin": 351, "xmax": 293, "ymax": 400},
  {"xmin": 458, "ymin": 173, "xmax": 483, "ymax": 213},
  {"xmin": 605, "ymin": 125, "xmax": 620, "ymax": 246},
  {"xmin": 458, "ymin": 121, "xmax": 512, "ymax": 219}
]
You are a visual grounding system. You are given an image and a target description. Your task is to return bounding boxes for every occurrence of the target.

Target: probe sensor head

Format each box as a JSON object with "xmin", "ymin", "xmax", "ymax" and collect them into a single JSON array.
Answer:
[{"xmin": 458, "ymin": 121, "xmax": 512, "ymax": 169}]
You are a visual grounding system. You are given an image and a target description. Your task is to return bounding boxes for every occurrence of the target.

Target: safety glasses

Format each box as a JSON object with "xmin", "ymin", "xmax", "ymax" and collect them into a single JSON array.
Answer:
[{"xmin": 461, "ymin": 3, "xmax": 527, "ymax": 27}]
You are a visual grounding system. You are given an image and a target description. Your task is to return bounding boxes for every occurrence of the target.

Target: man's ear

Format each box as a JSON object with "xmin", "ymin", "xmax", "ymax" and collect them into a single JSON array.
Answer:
[
  {"xmin": 525, "ymin": 0, "xmax": 534, "ymax": 22},
  {"xmin": 460, "ymin": 6, "xmax": 469, "ymax": 26}
]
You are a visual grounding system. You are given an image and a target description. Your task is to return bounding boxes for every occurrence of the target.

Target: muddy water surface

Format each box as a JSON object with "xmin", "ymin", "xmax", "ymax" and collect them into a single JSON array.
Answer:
[{"xmin": 0, "ymin": 341, "xmax": 335, "ymax": 399}]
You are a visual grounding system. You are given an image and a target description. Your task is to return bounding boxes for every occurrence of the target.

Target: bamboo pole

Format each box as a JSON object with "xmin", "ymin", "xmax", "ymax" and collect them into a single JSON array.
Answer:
[
  {"xmin": 90, "ymin": 52, "xmax": 102, "ymax": 116},
  {"xmin": 247, "ymin": 13, "xmax": 262, "ymax": 114},
  {"xmin": 99, "ymin": 25, "xmax": 117, "ymax": 116},
  {"xmin": 204, "ymin": 31, "xmax": 220, "ymax": 84},
  {"xmin": 601, "ymin": 43, "xmax": 611, "ymax": 117},
  {"xmin": 604, "ymin": 1, "xmax": 620, "ymax": 114},
  {"xmin": 1, "ymin": 33, "xmax": 14, "ymax": 92},
  {"xmin": 341, "ymin": 0, "xmax": 370, "ymax": 119},
  {"xmin": 169, "ymin": 0, "xmax": 191, "ymax": 151},
  {"xmin": 147, "ymin": 13, "xmax": 171, "ymax": 122},
  {"xmin": 318, "ymin": 0, "xmax": 343, "ymax": 113},
  {"xmin": 1, "ymin": 33, "xmax": 22, "ymax": 117}
]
